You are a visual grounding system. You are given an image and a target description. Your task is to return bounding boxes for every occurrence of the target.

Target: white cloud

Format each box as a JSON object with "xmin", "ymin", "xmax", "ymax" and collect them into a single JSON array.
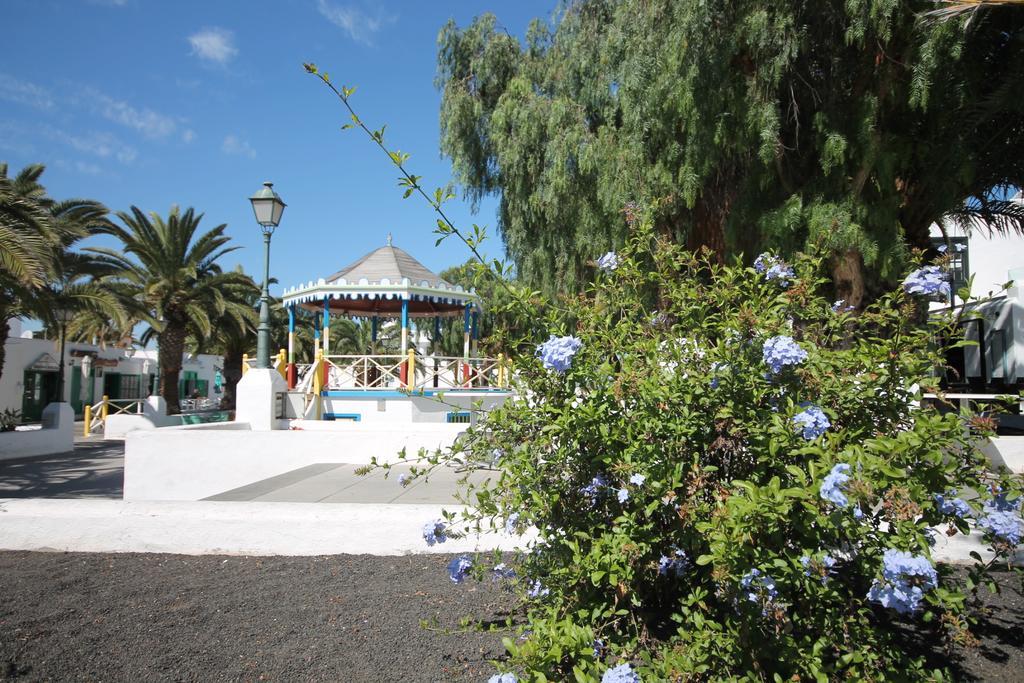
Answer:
[
  {"xmin": 46, "ymin": 126, "xmax": 137, "ymax": 164},
  {"xmin": 188, "ymin": 28, "xmax": 238, "ymax": 65},
  {"xmin": 78, "ymin": 86, "xmax": 177, "ymax": 139},
  {"xmin": 316, "ymin": 0, "xmax": 393, "ymax": 45},
  {"xmin": 76, "ymin": 160, "xmax": 102, "ymax": 174},
  {"xmin": 222, "ymin": 134, "xmax": 255, "ymax": 159},
  {"xmin": 182, "ymin": 129, "xmax": 196, "ymax": 143},
  {"xmin": 55, "ymin": 159, "xmax": 103, "ymax": 175},
  {"xmin": 0, "ymin": 74, "xmax": 54, "ymax": 110}
]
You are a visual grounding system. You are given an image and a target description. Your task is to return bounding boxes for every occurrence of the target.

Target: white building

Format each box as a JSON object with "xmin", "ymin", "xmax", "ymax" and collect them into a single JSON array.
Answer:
[
  {"xmin": 1, "ymin": 318, "xmax": 222, "ymax": 422},
  {"xmin": 929, "ymin": 211, "xmax": 1024, "ymax": 391}
]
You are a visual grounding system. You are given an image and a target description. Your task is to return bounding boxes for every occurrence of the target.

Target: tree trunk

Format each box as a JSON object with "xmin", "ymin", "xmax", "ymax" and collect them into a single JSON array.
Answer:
[
  {"xmin": 831, "ymin": 249, "xmax": 866, "ymax": 310},
  {"xmin": 0, "ymin": 314, "xmax": 9, "ymax": 387},
  {"xmin": 686, "ymin": 179, "xmax": 735, "ymax": 261},
  {"xmin": 158, "ymin": 323, "xmax": 186, "ymax": 415},
  {"xmin": 222, "ymin": 343, "xmax": 244, "ymax": 410}
]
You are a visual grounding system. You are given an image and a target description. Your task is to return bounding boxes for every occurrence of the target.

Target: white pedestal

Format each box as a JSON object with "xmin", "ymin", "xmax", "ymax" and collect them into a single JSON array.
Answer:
[{"xmin": 234, "ymin": 368, "xmax": 287, "ymax": 431}]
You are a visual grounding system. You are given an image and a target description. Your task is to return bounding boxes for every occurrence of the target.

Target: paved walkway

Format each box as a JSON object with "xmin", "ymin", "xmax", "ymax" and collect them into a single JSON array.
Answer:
[
  {"xmin": 204, "ymin": 463, "xmax": 495, "ymax": 504},
  {"xmin": 0, "ymin": 440, "xmax": 124, "ymax": 499}
]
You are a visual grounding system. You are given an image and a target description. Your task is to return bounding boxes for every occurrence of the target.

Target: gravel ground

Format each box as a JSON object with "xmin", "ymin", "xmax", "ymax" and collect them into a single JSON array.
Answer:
[
  {"xmin": 0, "ymin": 553, "xmax": 1020, "ymax": 682},
  {"xmin": 0, "ymin": 552, "xmax": 517, "ymax": 682}
]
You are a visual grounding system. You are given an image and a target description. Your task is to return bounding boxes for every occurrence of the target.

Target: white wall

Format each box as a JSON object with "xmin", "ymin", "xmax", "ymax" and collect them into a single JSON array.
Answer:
[
  {"xmin": 0, "ymin": 403, "xmax": 73, "ymax": 460},
  {"xmin": 123, "ymin": 422, "xmax": 466, "ymax": 501},
  {"xmin": 929, "ymin": 222, "xmax": 1024, "ymax": 300}
]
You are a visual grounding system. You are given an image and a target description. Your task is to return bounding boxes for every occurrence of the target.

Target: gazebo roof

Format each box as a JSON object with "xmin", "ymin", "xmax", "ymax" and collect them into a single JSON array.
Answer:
[
  {"xmin": 325, "ymin": 242, "xmax": 449, "ymax": 289},
  {"xmin": 282, "ymin": 236, "xmax": 480, "ymax": 318}
]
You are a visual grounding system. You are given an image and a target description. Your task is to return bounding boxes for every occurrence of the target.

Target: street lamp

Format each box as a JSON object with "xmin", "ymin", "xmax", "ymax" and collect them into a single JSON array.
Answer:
[
  {"xmin": 53, "ymin": 307, "xmax": 75, "ymax": 403},
  {"xmin": 249, "ymin": 181, "xmax": 286, "ymax": 369}
]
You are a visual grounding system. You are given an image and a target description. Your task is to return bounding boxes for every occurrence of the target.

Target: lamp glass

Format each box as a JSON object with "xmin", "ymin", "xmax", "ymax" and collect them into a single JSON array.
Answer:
[{"xmin": 249, "ymin": 181, "xmax": 286, "ymax": 227}]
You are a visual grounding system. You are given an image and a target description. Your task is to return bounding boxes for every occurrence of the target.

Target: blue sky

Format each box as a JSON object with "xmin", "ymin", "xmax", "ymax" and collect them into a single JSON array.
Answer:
[{"xmin": 2, "ymin": 0, "xmax": 557, "ymax": 312}]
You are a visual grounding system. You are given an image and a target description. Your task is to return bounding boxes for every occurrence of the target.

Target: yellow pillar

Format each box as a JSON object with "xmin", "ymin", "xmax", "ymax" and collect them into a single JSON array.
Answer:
[
  {"xmin": 242, "ymin": 354, "xmax": 250, "ymax": 376},
  {"xmin": 83, "ymin": 404, "xmax": 92, "ymax": 437},
  {"xmin": 312, "ymin": 349, "xmax": 324, "ymax": 420},
  {"xmin": 100, "ymin": 395, "xmax": 109, "ymax": 422},
  {"xmin": 276, "ymin": 349, "xmax": 287, "ymax": 379},
  {"xmin": 406, "ymin": 349, "xmax": 416, "ymax": 390},
  {"xmin": 497, "ymin": 353, "xmax": 506, "ymax": 388}
]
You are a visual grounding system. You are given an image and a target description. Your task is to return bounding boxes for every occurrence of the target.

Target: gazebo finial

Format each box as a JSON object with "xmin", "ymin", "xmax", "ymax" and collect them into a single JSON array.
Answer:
[{"xmin": 386, "ymin": 232, "xmax": 393, "ymax": 246}]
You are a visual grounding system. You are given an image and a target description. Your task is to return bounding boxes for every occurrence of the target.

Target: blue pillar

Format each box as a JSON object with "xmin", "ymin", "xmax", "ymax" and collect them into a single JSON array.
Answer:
[
  {"xmin": 371, "ymin": 316, "xmax": 378, "ymax": 342},
  {"xmin": 322, "ymin": 298, "xmax": 331, "ymax": 355},
  {"xmin": 313, "ymin": 313, "xmax": 321, "ymax": 356},
  {"xmin": 400, "ymin": 299, "xmax": 409, "ymax": 355}
]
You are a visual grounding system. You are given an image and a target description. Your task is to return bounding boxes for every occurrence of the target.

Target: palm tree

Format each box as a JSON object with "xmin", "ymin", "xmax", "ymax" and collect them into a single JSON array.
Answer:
[
  {"xmin": 0, "ymin": 163, "xmax": 119, "ymax": 384},
  {"xmin": 0, "ymin": 164, "xmax": 55, "ymax": 383},
  {"xmin": 190, "ymin": 268, "xmax": 260, "ymax": 410},
  {"xmin": 90, "ymin": 206, "xmax": 250, "ymax": 414}
]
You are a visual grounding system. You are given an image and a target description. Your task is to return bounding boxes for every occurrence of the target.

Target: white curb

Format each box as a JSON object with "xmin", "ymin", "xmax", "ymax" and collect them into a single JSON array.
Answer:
[{"xmin": 0, "ymin": 498, "xmax": 533, "ymax": 557}]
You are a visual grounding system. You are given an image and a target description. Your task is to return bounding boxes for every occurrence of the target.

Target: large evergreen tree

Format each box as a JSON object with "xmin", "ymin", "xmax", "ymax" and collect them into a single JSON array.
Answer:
[{"xmin": 438, "ymin": 0, "xmax": 1024, "ymax": 304}]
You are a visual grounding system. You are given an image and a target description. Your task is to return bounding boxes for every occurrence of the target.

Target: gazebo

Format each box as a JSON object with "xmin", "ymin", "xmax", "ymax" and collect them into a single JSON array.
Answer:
[{"xmin": 280, "ymin": 236, "xmax": 499, "ymax": 400}]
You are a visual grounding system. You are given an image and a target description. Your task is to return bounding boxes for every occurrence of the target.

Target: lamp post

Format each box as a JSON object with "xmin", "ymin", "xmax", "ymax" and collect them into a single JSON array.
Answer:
[
  {"xmin": 53, "ymin": 307, "xmax": 75, "ymax": 403},
  {"xmin": 249, "ymin": 181, "xmax": 286, "ymax": 369}
]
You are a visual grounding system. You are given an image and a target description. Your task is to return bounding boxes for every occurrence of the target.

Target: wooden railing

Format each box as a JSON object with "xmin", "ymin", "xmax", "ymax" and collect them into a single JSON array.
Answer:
[
  {"xmin": 83, "ymin": 396, "xmax": 144, "ymax": 436},
  {"xmin": 297, "ymin": 353, "xmax": 510, "ymax": 394}
]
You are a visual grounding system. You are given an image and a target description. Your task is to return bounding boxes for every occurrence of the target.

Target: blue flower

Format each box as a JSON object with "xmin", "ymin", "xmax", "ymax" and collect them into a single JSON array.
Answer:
[
  {"xmin": 853, "ymin": 505, "xmax": 865, "ymax": 520},
  {"xmin": 754, "ymin": 253, "xmax": 794, "ymax": 287},
  {"xmin": 582, "ymin": 474, "xmax": 610, "ymax": 500},
  {"xmin": 937, "ymin": 244, "xmax": 948, "ymax": 253},
  {"xmin": 979, "ymin": 510, "xmax": 1022, "ymax": 546},
  {"xmin": 934, "ymin": 491, "xmax": 973, "ymax": 519},
  {"xmin": 422, "ymin": 519, "xmax": 447, "ymax": 546},
  {"xmin": 800, "ymin": 553, "xmax": 837, "ymax": 584},
  {"xmin": 488, "ymin": 673, "xmax": 518, "ymax": 683},
  {"xmin": 820, "ymin": 463, "xmax": 852, "ymax": 508},
  {"xmin": 617, "ymin": 488, "xmax": 629, "ymax": 504},
  {"xmin": 597, "ymin": 251, "xmax": 620, "ymax": 271},
  {"xmin": 987, "ymin": 493, "xmax": 1021, "ymax": 513},
  {"xmin": 602, "ymin": 663, "xmax": 641, "ymax": 683},
  {"xmin": 592, "ymin": 639, "xmax": 606, "ymax": 659},
  {"xmin": 739, "ymin": 568, "xmax": 779, "ymax": 608},
  {"xmin": 866, "ymin": 549, "xmax": 938, "ymax": 615},
  {"xmin": 447, "ymin": 555, "xmax": 473, "ymax": 583},
  {"xmin": 762, "ymin": 335, "xmax": 808, "ymax": 374},
  {"xmin": 903, "ymin": 266, "xmax": 950, "ymax": 297},
  {"xmin": 526, "ymin": 579, "xmax": 550, "ymax": 598},
  {"xmin": 504, "ymin": 513, "xmax": 521, "ymax": 535},
  {"xmin": 792, "ymin": 404, "xmax": 830, "ymax": 440},
  {"xmin": 629, "ymin": 473, "xmax": 646, "ymax": 486},
  {"xmin": 397, "ymin": 473, "xmax": 409, "ymax": 487},
  {"xmin": 658, "ymin": 548, "xmax": 688, "ymax": 578},
  {"xmin": 492, "ymin": 563, "xmax": 517, "ymax": 581},
  {"xmin": 537, "ymin": 335, "xmax": 583, "ymax": 373}
]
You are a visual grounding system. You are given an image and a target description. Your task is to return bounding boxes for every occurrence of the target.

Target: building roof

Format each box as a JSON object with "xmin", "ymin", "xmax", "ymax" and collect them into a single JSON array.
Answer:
[{"xmin": 281, "ymin": 236, "xmax": 479, "ymax": 318}]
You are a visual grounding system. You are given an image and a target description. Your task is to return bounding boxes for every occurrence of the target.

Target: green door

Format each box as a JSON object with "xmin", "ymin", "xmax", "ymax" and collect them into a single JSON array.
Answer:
[
  {"xmin": 70, "ymin": 370, "xmax": 82, "ymax": 415},
  {"xmin": 21, "ymin": 370, "xmax": 59, "ymax": 422},
  {"xmin": 104, "ymin": 372, "xmax": 122, "ymax": 399}
]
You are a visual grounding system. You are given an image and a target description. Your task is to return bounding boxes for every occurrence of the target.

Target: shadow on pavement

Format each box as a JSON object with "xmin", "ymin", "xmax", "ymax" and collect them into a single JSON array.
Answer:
[{"xmin": 0, "ymin": 441, "xmax": 124, "ymax": 499}]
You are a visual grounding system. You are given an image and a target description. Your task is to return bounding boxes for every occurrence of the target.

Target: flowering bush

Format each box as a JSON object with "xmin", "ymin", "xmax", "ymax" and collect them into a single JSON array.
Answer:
[{"xmin": 401, "ymin": 224, "xmax": 1021, "ymax": 680}]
